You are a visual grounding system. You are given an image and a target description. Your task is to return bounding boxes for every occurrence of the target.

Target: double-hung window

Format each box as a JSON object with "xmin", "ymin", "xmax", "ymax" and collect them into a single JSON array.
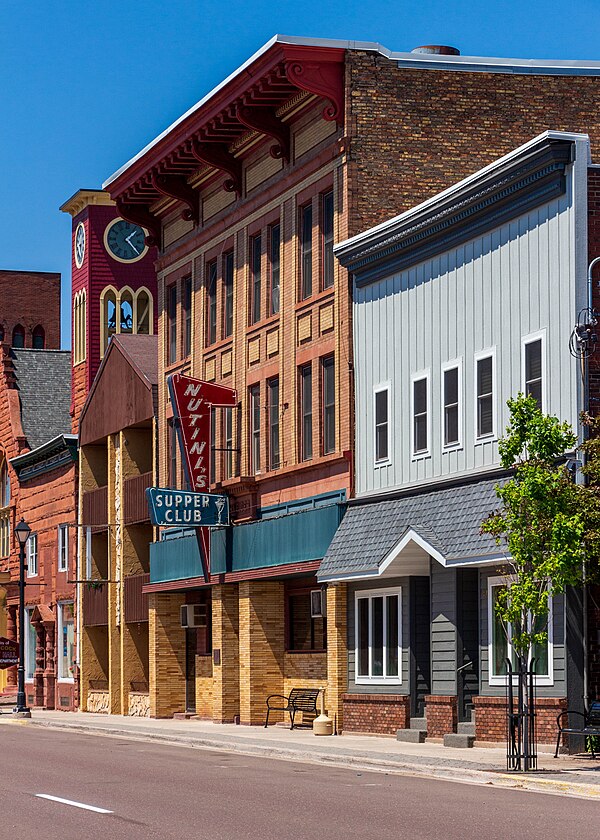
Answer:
[
  {"xmin": 183, "ymin": 276, "xmax": 192, "ymax": 357},
  {"xmin": 321, "ymin": 190, "xmax": 334, "ymax": 290},
  {"xmin": 223, "ymin": 251, "xmax": 234, "ymax": 338},
  {"xmin": 355, "ymin": 589, "xmax": 401, "ymax": 684},
  {"xmin": 299, "ymin": 363, "xmax": 313, "ymax": 461},
  {"xmin": 300, "ymin": 203, "xmax": 313, "ymax": 299},
  {"xmin": 206, "ymin": 261, "xmax": 217, "ymax": 346},
  {"xmin": 488, "ymin": 577, "xmax": 553, "ymax": 685},
  {"xmin": 268, "ymin": 378, "xmax": 280, "ymax": 470},
  {"xmin": 167, "ymin": 283, "xmax": 177, "ymax": 364},
  {"xmin": 321, "ymin": 356, "xmax": 335, "ymax": 455},
  {"xmin": 27, "ymin": 533, "xmax": 38, "ymax": 578},
  {"xmin": 412, "ymin": 375, "xmax": 428, "ymax": 455},
  {"xmin": 443, "ymin": 363, "xmax": 461, "ymax": 447},
  {"xmin": 249, "ymin": 384, "xmax": 261, "ymax": 475},
  {"xmin": 210, "ymin": 407, "xmax": 216, "ymax": 485},
  {"xmin": 523, "ymin": 334, "xmax": 544, "ymax": 410},
  {"xmin": 223, "ymin": 407, "xmax": 234, "ymax": 480},
  {"xmin": 250, "ymin": 235, "xmax": 262, "ymax": 325},
  {"xmin": 58, "ymin": 524, "xmax": 68, "ymax": 573},
  {"xmin": 476, "ymin": 351, "xmax": 495, "ymax": 438},
  {"xmin": 374, "ymin": 386, "xmax": 389, "ymax": 463},
  {"xmin": 269, "ymin": 223, "xmax": 281, "ymax": 315}
]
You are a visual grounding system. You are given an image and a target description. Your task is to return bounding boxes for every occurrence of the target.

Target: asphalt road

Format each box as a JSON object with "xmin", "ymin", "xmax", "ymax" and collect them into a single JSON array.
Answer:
[{"xmin": 0, "ymin": 725, "xmax": 597, "ymax": 840}]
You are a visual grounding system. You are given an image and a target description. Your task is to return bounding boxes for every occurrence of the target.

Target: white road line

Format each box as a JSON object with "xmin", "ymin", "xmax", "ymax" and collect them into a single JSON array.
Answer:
[{"xmin": 35, "ymin": 794, "xmax": 113, "ymax": 814}]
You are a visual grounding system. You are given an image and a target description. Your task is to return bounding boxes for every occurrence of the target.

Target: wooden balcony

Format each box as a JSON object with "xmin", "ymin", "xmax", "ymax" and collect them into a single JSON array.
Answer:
[
  {"xmin": 82, "ymin": 583, "xmax": 108, "ymax": 626},
  {"xmin": 123, "ymin": 471, "xmax": 153, "ymax": 525},
  {"xmin": 124, "ymin": 573, "xmax": 150, "ymax": 623},
  {"xmin": 82, "ymin": 486, "xmax": 108, "ymax": 532}
]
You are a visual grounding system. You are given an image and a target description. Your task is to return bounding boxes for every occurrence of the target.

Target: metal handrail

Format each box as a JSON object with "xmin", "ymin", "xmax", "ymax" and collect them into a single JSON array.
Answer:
[{"xmin": 457, "ymin": 660, "xmax": 473, "ymax": 673}]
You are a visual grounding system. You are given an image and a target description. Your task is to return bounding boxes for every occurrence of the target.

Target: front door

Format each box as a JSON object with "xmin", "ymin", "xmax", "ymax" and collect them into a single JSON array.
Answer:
[
  {"xmin": 409, "ymin": 577, "xmax": 431, "ymax": 718},
  {"xmin": 457, "ymin": 569, "xmax": 479, "ymax": 722},
  {"xmin": 185, "ymin": 628, "xmax": 196, "ymax": 714}
]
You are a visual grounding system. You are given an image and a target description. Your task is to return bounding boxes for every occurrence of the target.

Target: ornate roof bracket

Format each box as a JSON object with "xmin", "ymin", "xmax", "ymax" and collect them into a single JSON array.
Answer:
[
  {"xmin": 116, "ymin": 198, "xmax": 161, "ymax": 248},
  {"xmin": 151, "ymin": 173, "xmax": 199, "ymax": 223},
  {"xmin": 236, "ymin": 103, "xmax": 290, "ymax": 162},
  {"xmin": 284, "ymin": 59, "xmax": 344, "ymax": 122},
  {"xmin": 191, "ymin": 138, "xmax": 242, "ymax": 196}
]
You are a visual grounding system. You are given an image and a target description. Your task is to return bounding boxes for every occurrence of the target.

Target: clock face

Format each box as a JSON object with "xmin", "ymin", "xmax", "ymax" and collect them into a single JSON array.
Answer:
[
  {"xmin": 104, "ymin": 218, "xmax": 148, "ymax": 263},
  {"xmin": 74, "ymin": 223, "xmax": 86, "ymax": 268}
]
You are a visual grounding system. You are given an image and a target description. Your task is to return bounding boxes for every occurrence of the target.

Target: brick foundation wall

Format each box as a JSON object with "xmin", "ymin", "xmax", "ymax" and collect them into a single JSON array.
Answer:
[
  {"xmin": 342, "ymin": 693, "xmax": 410, "ymax": 735},
  {"xmin": 425, "ymin": 695, "xmax": 457, "ymax": 737},
  {"xmin": 473, "ymin": 695, "xmax": 567, "ymax": 743}
]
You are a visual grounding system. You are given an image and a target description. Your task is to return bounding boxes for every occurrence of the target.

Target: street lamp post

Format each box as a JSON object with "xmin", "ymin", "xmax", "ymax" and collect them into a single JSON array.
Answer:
[{"xmin": 13, "ymin": 518, "xmax": 31, "ymax": 718}]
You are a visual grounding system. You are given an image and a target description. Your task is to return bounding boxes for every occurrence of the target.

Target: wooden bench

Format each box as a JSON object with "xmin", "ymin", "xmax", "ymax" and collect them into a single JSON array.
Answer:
[
  {"xmin": 555, "ymin": 701, "xmax": 600, "ymax": 758},
  {"xmin": 264, "ymin": 688, "xmax": 321, "ymax": 730}
]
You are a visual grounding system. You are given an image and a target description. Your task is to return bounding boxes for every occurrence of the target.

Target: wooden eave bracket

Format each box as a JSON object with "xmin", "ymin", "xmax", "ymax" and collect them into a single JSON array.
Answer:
[
  {"xmin": 284, "ymin": 58, "xmax": 344, "ymax": 122},
  {"xmin": 236, "ymin": 103, "xmax": 290, "ymax": 162},
  {"xmin": 116, "ymin": 198, "xmax": 161, "ymax": 248},
  {"xmin": 191, "ymin": 138, "xmax": 242, "ymax": 196},
  {"xmin": 151, "ymin": 173, "xmax": 199, "ymax": 223}
]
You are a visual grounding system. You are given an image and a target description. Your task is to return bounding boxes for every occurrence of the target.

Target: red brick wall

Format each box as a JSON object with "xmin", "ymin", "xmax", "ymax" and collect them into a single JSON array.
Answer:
[
  {"xmin": 425, "ymin": 694, "xmax": 458, "ymax": 738},
  {"xmin": 342, "ymin": 693, "xmax": 410, "ymax": 734},
  {"xmin": 0, "ymin": 271, "xmax": 60, "ymax": 350},
  {"xmin": 473, "ymin": 695, "xmax": 567, "ymax": 744}
]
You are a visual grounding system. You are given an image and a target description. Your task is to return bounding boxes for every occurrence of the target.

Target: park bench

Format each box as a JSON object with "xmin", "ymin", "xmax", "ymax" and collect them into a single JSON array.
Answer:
[
  {"xmin": 554, "ymin": 701, "xmax": 600, "ymax": 758},
  {"xmin": 264, "ymin": 687, "xmax": 321, "ymax": 730}
]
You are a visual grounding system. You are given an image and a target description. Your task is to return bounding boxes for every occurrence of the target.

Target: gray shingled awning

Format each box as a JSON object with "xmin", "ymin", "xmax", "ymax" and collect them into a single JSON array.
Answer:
[{"xmin": 317, "ymin": 477, "xmax": 506, "ymax": 582}]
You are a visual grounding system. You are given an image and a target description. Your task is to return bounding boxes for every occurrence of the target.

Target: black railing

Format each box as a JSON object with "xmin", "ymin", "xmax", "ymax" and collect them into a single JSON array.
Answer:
[{"xmin": 506, "ymin": 658, "xmax": 537, "ymax": 772}]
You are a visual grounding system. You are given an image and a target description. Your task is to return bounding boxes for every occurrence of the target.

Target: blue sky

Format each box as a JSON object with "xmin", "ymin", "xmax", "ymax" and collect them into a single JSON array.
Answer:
[{"xmin": 1, "ymin": 0, "xmax": 599, "ymax": 348}]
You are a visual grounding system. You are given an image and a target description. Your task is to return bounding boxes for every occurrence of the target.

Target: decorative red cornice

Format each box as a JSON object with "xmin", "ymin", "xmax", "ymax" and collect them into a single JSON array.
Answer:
[{"xmin": 151, "ymin": 173, "xmax": 199, "ymax": 223}]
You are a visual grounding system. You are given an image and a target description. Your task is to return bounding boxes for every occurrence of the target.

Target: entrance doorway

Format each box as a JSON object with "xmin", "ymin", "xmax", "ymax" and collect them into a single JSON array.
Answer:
[
  {"xmin": 457, "ymin": 569, "xmax": 479, "ymax": 722},
  {"xmin": 409, "ymin": 576, "xmax": 431, "ymax": 718}
]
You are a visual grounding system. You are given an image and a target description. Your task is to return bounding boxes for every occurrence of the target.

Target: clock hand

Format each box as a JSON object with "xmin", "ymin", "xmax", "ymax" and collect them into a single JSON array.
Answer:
[{"xmin": 125, "ymin": 231, "xmax": 140, "ymax": 255}]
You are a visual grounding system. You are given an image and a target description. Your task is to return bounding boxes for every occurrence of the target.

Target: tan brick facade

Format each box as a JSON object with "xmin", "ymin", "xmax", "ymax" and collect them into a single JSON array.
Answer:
[
  {"xmin": 211, "ymin": 584, "xmax": 239, "ymax": 723},
  {"xmin": 149, "ymin": 592, "xmax": 186, "ymax": 718}
]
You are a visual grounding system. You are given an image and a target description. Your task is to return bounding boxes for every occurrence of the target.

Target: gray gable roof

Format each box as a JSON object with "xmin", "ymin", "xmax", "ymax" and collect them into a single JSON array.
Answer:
[
  {"xmin": 318, "ymin": 476, "xmax": 505, "ymax": 580},
  {"xmin": 12, "ymin": 349, "xmax": 72, "ymax": 450}
]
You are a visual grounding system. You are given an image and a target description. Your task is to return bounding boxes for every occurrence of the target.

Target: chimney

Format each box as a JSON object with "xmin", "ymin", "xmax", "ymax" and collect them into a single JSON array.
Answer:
[{"xmin": 411, "ymin": 45, "xmax": 460, "ymax": 55}]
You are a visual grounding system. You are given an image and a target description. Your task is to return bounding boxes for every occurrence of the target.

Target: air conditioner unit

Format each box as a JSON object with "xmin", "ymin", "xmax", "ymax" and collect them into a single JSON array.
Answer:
[
  {"xmin": 180, "ymin": 604, "xmax": 207, "ymax": 628},
  {"xmin": 310, "ymin": 589, "xmax": 325, "ymax": 619}
]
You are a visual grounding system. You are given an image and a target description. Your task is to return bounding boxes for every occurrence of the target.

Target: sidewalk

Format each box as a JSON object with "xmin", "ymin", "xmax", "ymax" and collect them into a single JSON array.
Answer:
[{"xmin": 2, "ymin": 708, "xmax": 600, "ymax": 800}]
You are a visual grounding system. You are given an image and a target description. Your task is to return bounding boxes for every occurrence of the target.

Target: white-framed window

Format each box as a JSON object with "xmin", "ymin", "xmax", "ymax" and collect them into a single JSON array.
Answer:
[
  {"xmin": 355, "ymin": 588, "xmax": 402, "ymax": 685},
  {"xmin": 411, "ymin": 371, "xmax": 430, "ymax": 457},
  {"xmin": 442, "ymin": 359, "xmax": 462, "ymax": 449},
  {"xmin": 475, "ymin": 348, "xmax": 496, "ymax": 440},
  {"xmin": 488, "ymin": 576, "xmax": 553, "ymax": 686},
  {"xmin": 85, "ymin": 526, "xmax": 92, "ymax": 580},
  {"xmin": 57, "ymin": 601, "xmax": 75, "ymax": 682},
  {"xmin": 374, "ymin": 383, "xmax": 390, "ymax": 464},
  {"xmin": 27, "ymin": 533, "xmax": 38, "ymax": 578},
  {"xmin": 25, "ymin": 608, "xmax": 36, "ymax": 681},
  {"xmin": 58, "ymin": 524, "xmax": 69, "ymax": 573},
  {"xmin": 522, "ymin": 330, "xmax": 545, "ymax": 412}
]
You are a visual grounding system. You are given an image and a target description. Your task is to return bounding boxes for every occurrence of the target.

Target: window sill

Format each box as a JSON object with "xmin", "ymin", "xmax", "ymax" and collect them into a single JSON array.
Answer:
[
  {"xmin": 295, "ymin": 287, "xmax": 335, "ymax": 314},
  {"xmin": 57, "ymin": 677, "xmax": 75, "ymax": 684},
  {"xmin": 475, "ymin": 435, "xmax": 496, "ymax": 445},
  {"xmin": 354, "ymin": 678, "xmax": 403, "ymax": 687},
  {"xmin": 374, "ymin": 458, "xmax": 392, "ymax": 468},
  {"xmin": 285, "ymin": 648, "xmax": 327, "ymax": 655},
  {"xmin": 442, "ymin": 444, "xmax": 463, "ymax": 454},
  {"xmin": 246, "ymin": 313, "xmax": 280, "ymax": 336},
  {"xmin": 489, "ymin": 676, "xmax": 554, "ymax": 687},
  {"xmin": 203, "ymin": 336, "xmax": 233, "ymax": 356},
  {"xmin": 411, "ymin": 452, "xmax": 431, "ymax": 463},
  {"xmin": 164, "ymin": 360, "xmax": 191, "ymax": 377}
]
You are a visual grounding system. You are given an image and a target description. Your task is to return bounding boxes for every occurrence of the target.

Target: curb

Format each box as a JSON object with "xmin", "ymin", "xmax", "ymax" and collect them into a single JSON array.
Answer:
[{"xmin": 4, "ymin": 716, "xmax": 600, "ymax": 801}]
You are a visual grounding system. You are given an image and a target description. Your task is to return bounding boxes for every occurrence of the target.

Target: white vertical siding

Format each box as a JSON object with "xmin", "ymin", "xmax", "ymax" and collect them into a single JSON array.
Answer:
[{"xmin": 355, "ymin": 180, "xmax": 581, "ymax": 496}]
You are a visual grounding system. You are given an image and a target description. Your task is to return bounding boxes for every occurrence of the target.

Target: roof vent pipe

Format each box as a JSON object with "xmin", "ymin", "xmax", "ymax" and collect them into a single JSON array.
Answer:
[{"xmin": 411, "ymin": 45, "xmax": 460, "ymax": 55}]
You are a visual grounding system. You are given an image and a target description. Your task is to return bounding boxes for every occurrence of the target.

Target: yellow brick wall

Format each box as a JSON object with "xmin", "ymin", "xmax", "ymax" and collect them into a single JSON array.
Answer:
[
  {"xmin": 149, "ymin": 592, "xmax": 186, "ymax": 718},
  {"xmin": 195, "ymin": 655, "xmax": 213, "ymax": 719},
  {"xmin": 211, "ymin": 584, "xmax": 239, "ymax": 722},
  {"xmin": 326, "ymin": 583, "xmax": 347, "ymax": 731}
]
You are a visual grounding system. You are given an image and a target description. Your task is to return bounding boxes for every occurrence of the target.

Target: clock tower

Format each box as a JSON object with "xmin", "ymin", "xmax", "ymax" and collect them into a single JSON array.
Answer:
[{"xmin": 60, "ymin": 189, "xmax": 157, "ymax": 430}]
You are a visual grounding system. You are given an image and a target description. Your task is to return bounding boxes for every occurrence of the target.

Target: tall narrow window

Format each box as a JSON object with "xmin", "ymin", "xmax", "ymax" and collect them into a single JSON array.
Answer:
[
  {"xmin": 268, "ymin": 377, "xmax": 280, "ymax": 470},
  {"xmin": 476, "ymin": 355, "xmax": 494, "ymax": 437},
  {"xmin": 223, "ymin": 251, "xmax": 234, "ymax": 338},
  {"xmin": 321, "ymin": 190, "xmax": 334, "ymax": 290},
  {"xmin": 322, "ymin": 356, "xmax": 335, "ymax": 455},
  {"xmin": 269, "ymin": 223, "xmax": 281, "ymax": 315},
  {"xmin": 250, "ymin": 235, "xmax": 261, "ymax": 325},
  {"xmin": 249, "ymin": 385, "xmax": 261, "ymax": 474},
  {"xmin": 25, "ymin": 609, "xmax": 36, "ymax": 681},
  {"xmin": 12, "ymin": 324, "xmax": 25, "ymax": 348},
  {"xmin": 167, "ymin": 283, "xmax": 177, "ymax": 364},
  {"xmin": 32, "ymin": 325, "xmax": 45, "ymax": 349},
  {"xmin": 136, "ymin": 289, "xmax": 151, "ymax": 335},
  {"xmin": 525, "ymin": 339, "xmax": 543, "ymax": 409},
  {"xmin": 355, "ymin": 589, "xmax": 401, "ymax": 684},
  {"xmin": 300, "ymin": 203, "xmax": 313, "ymax": 299},
  {"xmin": 27, "ymin": 533, "xmax": 38, "ymax": 578},
  {"xmin": 300, "ymin": 364, "xmax": 313, "ymax": 461},
  {"xmin": 210, "ymin": 407, "xmax": 216, "ymax": 485},
  {"xmin": 375, "ymin": 387, "xmax": 389, "ymax": 462},
  {"xmin": 57, "ymin": 602, "xmax": 75, "ymax": 681},
  {"xmin": 223, "ymin": 406, "xmax": 234, "ymax": 480},
  {"xmin": 183, "ymin": 277, "xmax": 192, "ymax": 356},
  {"xmin": 443, "ymin": 366, "xmax": 460, "ymax": 447},
  {"xmin": 206, "ymin": 262, "xmax": 217, "ymax": 346},
  {"xmin": 413, "ymin": 377, "xmax": 428, "ymax": 454},
  {"xmin": 120, "ymin": 290, "xmax": 133, "ymax": 334},
  {"xmin": 58, "ymin": 524, "xmax": 69, "ymax": 573}
]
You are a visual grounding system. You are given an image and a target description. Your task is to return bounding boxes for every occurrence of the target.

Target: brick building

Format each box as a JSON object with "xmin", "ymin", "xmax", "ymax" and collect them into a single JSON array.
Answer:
[{"xmin": 100, "ymin": 36, "xmax": 600, "ymax": 726}]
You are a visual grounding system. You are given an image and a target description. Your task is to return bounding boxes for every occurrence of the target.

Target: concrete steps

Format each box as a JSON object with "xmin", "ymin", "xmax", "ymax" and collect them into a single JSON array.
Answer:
[
  {"xmin": 410, "ymin": 717, "xmax": 427, "ymax": 731},
  {"xmin": 443, "ymin": 732, "xmax": 475, "ymax": 748},
  {"xmin": 396, "ymin": 727, "xmax": 426, "ymax": 743},
  {"xmin": 457, "ymin": 721, "xmax": 475, "ymax": 736}
]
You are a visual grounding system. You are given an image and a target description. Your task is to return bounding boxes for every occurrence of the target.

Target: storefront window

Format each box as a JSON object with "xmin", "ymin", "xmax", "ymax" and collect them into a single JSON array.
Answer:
[
  {"xmin": 287, "ymin": 589, "xmax": 326, "ymax": 651},
  {"xmin": 58, "ymin": 602, "xmax": 75, "ymax": 681},
  {"xmin": 355, "ymin": 588, "xmax": 401, "ymax": 684}
]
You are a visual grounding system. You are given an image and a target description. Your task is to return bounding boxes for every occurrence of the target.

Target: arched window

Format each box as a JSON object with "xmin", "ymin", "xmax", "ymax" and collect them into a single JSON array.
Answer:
[
  {"xmin": 135, "ymin": 288, "xmax": 153, "ymax": 335},
  {"xmin": 32, "ymin": 325, "xmax": 45, "ymax": 349},
  {"xmin": 73, "ymin": 290, "xmax": 87, "ymax": 364},
  {"xmin": 12, "ymin": 324, "xmax": 25, "ymax": 348},
  {"xmin": 0, "ymin": 325, "xmax": 4, "ymax": 343},
  {"xmin": 0, "ymin": 458, "xmax": 10, "ymax": 559},
  {"xmin": 100, "ymin": 286, "xmax": 118, "ymax": 356},
  {"xmin": 119, "ymin": 288, "xmax": 134, "ymax": 334},
  {"xmin": 100, "ymin": 286, "xmax": 154, "ymax": 356}
]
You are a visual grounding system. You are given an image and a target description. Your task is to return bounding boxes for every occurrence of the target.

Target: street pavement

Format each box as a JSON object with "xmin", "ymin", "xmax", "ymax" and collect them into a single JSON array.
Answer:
[{"xmin": 0, "ymin": 724, "xmax": 598, "ymax": 840}]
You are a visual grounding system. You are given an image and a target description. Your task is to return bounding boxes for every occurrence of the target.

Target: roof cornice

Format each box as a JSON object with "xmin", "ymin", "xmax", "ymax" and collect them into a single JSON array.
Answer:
[{"xmin": 9, "ymin": 434, "xmax": 78, "ymax": 482}]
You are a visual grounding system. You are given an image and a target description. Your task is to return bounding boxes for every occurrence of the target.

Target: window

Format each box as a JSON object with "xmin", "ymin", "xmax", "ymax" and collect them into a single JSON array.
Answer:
[
  {"xmin": 321, "ymin": 190, "xmax": 334, "ymax": 290},
  {"xmin": 223, "ymin": 251, "xmax": 234, "ymax": 338},
  {"xmin": 299, "ymin": 364, "xmax": 313, "ymax": 461},
  {"xmin": 268, "ymin": 377, "xmax": 280, "ymax": 470},
  {"xmin": 524, "ymin": 336, "xmax": 543, "ymax": 409},
  {"xmin": 0, "ymin": 325, "xmax": 4, "ymax": 342},
  {"xmin": 412, "ymin": 376, "xmax": 428, "ymax": 455},
  {"xmin": 27, "ymin": 533, "xmax": 38, "ymax": 578},
  {"xmin": 1, "ymin": 459, "xmax": 10, "ymax": 508},
  {"xmin": 12, "ymin": 324, "xmax": 25, "ymax": 348},
  {"xmin": 300, "ymin": 203, "xmax": 313, "ymax": 299},
  {"xmin": 249, "ymin": 384, "xmax": 261, "ymax": 475},
  {"xmin": 206, "ymin": 262, "xmax": 217, "ymax": 346},
  {"xmin": 0, "ymin": 459, "xmax": 9, "ymax": 559},
  {"xmin": 269, "ymin": 223, "xmax": 281, "ymax": 315},
  {"xmin": 210, "ymin": 407, "xmax": 216, "ymax": 485},
  {"xmin": 488, "ymin": 577, "xmax": 552, "ymax": 685},
  {"xmin": 183, "ymin": 276, "xmax": 192, "ymax": 356},
  {"xmin": 321, "ymin": 356, "xmax": 335, "ymax": 455},
  {"xmin": 223, "ymin": 407, "xmax": 234, "ymax": 480},
  {"xmin": 355, "ymin": 589, "xmax": 401, "ymax": 684},
  {"xmin": 119, "ymin": 289, "xmax": 133, "ymax": 334},
  {"xmin": 167, "ymin": 283, "xmax": 177, "ymax": 364},
  {"xmin": 32, "ymin": 325, "xmax": 45, "ymax": 349},
  {"xmin": 58, "ymin": 524, "xmax": 69, "ymax": 573},
  {"xmin": 287, "ymin": 589, "xmax": 326, "ymax": 651},
  {"xmin": 57, "ymin": 602, "xmax": 75, "ymax": 681},
  {"xmin": 250, "ymin": 235, "xmax": 262, "ymax": 325},
  {"xmin": 476, "ymin": 353, "xmax": 494, "ymax": 438},
  {"xmin": 374, "ymin": 386, "xmax": 389, "ymax": 463},
  {"xmin": 25, "ymin": 608, "xmax": 36, "ymax": 681},
  {"xmin": 73, "ymin": 290, "xmax": 87, "ymax": 363},
  {"xmin": 136, "ymin": 289, "xmax": 152, "ymax": 335},
  {"xmin": 101, "ymin": 286, "xmax": 153, "ymax": 356},
  {"xmin": 443, "ymin": 364, "xmax": 460, "ymax": 447},
  {"xmin": 168, "ymin": 418, "xmax": 178, "ymax": 488}
]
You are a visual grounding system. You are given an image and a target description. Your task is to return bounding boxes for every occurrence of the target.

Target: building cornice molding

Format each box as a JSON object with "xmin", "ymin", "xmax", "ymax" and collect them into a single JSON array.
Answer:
[
  {"xmin": 59, "ymin": 189, "xmax": 114, "ymax": 218},
  {"xmin": 9, "ymin": 434, "xmax": 78, "ymax": 482}
]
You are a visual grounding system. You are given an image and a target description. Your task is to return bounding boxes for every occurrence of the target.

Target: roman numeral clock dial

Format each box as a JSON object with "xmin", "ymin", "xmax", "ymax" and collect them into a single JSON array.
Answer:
[{"xmin": 104, "ymin": 218, "xmax": 148, "ymax": 263}]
